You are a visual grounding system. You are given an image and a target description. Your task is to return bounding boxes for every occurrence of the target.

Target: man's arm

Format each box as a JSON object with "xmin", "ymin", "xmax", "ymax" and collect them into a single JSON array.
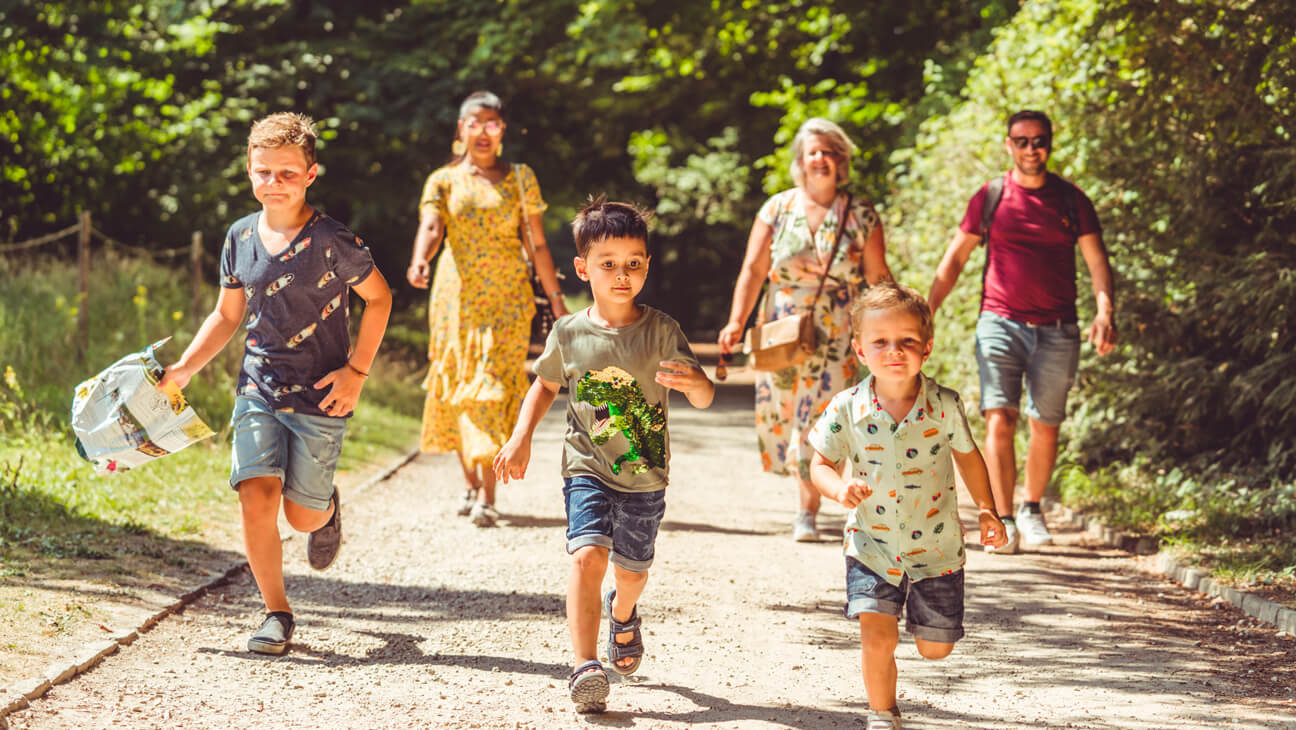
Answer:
[
  {"xmin": 928, "ymin": 229, "xmax": 981, "ymax": 315},
  {"xmin": 1077, "ymin": 232, "xmax": 1116, "ymax": 355}
]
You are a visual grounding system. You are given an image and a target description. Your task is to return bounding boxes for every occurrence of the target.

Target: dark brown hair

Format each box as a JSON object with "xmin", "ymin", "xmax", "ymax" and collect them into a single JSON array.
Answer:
[{"xmin": 570, "ymin": 196, "xmax": 651, "ymax": 257}]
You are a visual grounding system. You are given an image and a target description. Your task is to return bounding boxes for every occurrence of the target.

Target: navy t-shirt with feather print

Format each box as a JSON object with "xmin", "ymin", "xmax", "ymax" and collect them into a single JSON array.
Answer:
[{"xmin": 219, "ymin": 210, "xmax": 376, "ymax": 418}]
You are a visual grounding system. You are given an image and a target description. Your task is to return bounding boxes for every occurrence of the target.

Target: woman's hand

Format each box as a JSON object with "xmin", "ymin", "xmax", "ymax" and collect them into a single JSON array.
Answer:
[
  {"xmin": 407, "ymin": 260, "xmax": 431, "ymax": 289},
  {"xmin": 717, "ymin": 321, "xmax": 745, "ymax": 354}
]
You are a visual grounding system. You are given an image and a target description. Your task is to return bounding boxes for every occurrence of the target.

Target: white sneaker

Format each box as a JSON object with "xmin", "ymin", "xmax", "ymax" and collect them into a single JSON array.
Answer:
[
  {"xmin": 985, "ymin": 519, "xmax": 1020, "ymax": 554},
  {"xmin": 1016, "ymin": 506, "xmax": 1054, "ymax": 546},
  {"xmin": 470, "ymin": 502, "xmax": 500, "ymax": 528},
  {"xmin": 866, "ymin": 707, "xmax": 902, "ymax": 729},
  {"xmin": 792, "ymin": 510, "xmax": 818, "ymax": 542}
]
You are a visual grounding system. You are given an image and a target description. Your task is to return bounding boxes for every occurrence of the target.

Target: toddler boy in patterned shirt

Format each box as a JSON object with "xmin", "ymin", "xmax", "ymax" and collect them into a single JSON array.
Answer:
[
  {"xmin": 160, "ymin": 112, "xmax": 391, "ymax": 655},
  {"xmin": 807, "ymin": 282, "xmax": 1006, "ymax": 730}
]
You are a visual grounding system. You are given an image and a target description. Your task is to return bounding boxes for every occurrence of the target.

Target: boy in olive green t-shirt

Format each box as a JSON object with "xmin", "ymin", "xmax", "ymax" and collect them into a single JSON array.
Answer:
[{"xmin": 494, "ymin": 199, "xmax": 714, "ymax": 714}]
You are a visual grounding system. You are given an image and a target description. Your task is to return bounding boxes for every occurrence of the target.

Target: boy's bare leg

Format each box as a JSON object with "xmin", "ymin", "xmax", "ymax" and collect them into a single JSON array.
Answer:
[
  {"xmin": 568, "ymin": 546, "xmax": 609, "ymax": 665},
  {"xmin": 913, "ymin": 637, "xmax": 955, "ymax": 660},
  {"xmin": 858, "ymin": 614, "xmax": 900, "ymax": 712},
  {"xmin": 239, "ymin": 476, "xmax": 289, "ymax": 613},
  {"xmin": 1024, "ymin": 418, "xmax": 1061, "ymax": 504},
  {"xmin": 283, "ymin": 496, "xmax": 333, "ymax": 533},
  {"xmin": 610, "ymin": 564, "xmax": 649, "ymax": 671},
  {"xmin": 983, "ymin": 408, "xmax": 1020, "ymax": 514}
]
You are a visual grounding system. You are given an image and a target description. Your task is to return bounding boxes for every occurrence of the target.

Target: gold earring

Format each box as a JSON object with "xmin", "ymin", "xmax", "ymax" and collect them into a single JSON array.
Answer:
[
  {"xmin": 452, "ymin": 139, "xmax": 466, "ymax": 156},
  {"xmin": 495, "ymin": 142, "xmax": 503, "ymax": 157}
]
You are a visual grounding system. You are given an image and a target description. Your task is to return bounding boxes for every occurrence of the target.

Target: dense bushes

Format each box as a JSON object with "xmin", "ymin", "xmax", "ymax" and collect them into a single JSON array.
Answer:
[{"xmin": 885, "ymin": 0, "xmax": 1296, "ymax": 538}]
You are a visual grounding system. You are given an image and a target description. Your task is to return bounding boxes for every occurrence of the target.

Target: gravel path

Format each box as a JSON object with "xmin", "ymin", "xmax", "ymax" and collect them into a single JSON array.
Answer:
[{"xmin": 6, "ymin": 387, "xmax": 1295, "ymax": 729}]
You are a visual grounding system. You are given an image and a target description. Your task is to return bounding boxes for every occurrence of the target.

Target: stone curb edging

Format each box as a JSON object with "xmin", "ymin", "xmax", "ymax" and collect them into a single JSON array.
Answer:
[
  {"xmin": 1051, "ymin": 502, "xmax": 1296, "ymax": 635},
  {"xmin": 0, "ymin": 447, "xmax": 420, "ymax": 723}
]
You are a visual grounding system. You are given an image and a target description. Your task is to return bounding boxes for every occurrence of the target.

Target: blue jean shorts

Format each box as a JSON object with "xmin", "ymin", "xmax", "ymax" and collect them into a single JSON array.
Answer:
[
  {"xmin": 563, "ymin": 475, "xmax": 666, "ymax": 573},
  {"xmin": 974, "ymin": 311, "xmax": 1081, "ymax": 426},
  {"xmin": 229, "ymin": 396, "xmax": 346, "ymax": 511},
  {"xmin": 845, "ymin": 557, "xmax": 965, "ymax": 643}
]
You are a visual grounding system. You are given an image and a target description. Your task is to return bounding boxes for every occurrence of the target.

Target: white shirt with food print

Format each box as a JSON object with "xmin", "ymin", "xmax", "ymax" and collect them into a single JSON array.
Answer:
[{"xmin": 807, "ymin": 372, "xmax": 976, "ymax": 586}]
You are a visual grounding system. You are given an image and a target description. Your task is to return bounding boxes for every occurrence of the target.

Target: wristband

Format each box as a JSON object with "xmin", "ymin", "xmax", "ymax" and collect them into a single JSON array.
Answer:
[
  {"xmin": 346, "ymin": 362, "xmax": 369, "ymax": 377},
  {"xmin": 546, "ymin": 291, "xmax": 562, "ymax": 300}
]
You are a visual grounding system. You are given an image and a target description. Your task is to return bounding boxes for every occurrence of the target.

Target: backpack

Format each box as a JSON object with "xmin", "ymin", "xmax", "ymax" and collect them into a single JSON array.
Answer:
[
  {"xmin": 978, "ymin": 172, "xmax": 1081, "ymax": 304},
  {"xmin": 979, "ymin": 171, "xmax": 1081, "ymax": 245}
]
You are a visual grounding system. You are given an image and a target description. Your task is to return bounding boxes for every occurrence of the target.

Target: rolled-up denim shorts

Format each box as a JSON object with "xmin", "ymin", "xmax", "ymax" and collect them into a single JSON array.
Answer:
[
  {"xmin": 845, "ymin": 557, "xmax": 965, "ymax": 643},
  {"xmin": 229, "ymin": 396, "xmax": 346, "ymax": 511},
  {"xmin": 563, "ymin": 475, "xmax": 666, "ymax": 573},
  {"xmin": 974, "ymin": 311, "xmax": 1081, "ymax": 426}
]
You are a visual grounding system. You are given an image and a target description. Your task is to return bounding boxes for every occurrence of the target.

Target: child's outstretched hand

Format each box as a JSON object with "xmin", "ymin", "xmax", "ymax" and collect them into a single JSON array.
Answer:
[
  {"xmin": 979, "ymin": 509, "xmax": 1009, "ymax": 548},
  {"xmin": 655, "ymin": 360, "xmax": 715, "ymax": 408},
  {"xmin": 314, "ymin": 365, "xmax": 366, "ymax": 417},
  {"xmin": 158, "ymin": 362, "xmax": 196, "ymax": 391},
  {"xmin": 493, "ymin": 437, "xmax": 530, "ymax": 484},
  {"xmin": 834, "ymin": 478, "xmax": 872, "ymax": 508}
]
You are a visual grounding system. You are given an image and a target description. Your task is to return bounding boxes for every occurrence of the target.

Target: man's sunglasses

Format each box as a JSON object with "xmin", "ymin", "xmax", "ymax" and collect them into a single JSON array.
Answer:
[{"xmin": 1009, "ymin": 135, "xmax": 1051, "ymax": 150}]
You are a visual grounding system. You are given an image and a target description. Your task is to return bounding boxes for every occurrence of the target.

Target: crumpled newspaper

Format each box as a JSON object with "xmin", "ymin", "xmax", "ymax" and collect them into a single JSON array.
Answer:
[{"xmin": 71, "ymin": 337, "xmax": 215, "ymax": 474}]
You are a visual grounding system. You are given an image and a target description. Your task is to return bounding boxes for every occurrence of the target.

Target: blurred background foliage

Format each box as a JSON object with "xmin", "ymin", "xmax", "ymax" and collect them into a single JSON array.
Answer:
[{"xmin": 2, "ymin": 0, "xmax": 1294, "ymax": 580}]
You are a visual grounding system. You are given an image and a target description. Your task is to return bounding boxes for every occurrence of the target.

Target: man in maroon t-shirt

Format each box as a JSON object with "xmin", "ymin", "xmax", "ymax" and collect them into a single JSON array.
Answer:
[{"xmin": 928, "ymin": 110, "xmax": 1116, "ymax": 554}]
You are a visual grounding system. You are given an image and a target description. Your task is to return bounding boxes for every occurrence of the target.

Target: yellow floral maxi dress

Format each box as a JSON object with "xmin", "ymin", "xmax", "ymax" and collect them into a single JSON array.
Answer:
[
  {"xmin": 754, "ymin": 188, "xmax": 880, "ymax": 481},
  {"xmin": 419, "ymin": 164, "xmax": 546, "ymax": 467}
]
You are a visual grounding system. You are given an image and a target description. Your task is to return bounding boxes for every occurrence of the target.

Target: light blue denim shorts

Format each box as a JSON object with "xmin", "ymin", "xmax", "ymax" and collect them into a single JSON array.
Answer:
[
  {"xmin": 974, "ymin": 311, "xmax": 1081, "ymax": 426},
  {"xmin": 229, "ymin": 396, "xmax": 346, "ymax": 511}
]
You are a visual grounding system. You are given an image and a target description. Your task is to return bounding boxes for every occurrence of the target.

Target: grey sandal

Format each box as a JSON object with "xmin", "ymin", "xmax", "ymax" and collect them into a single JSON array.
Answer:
[
  {"xmin": 568, "ymin": 659, "xmax": 609, "ymax": 713},
  {"xmin": 604, "ymin": 589, "xmax": 644, "ymax": 676}
]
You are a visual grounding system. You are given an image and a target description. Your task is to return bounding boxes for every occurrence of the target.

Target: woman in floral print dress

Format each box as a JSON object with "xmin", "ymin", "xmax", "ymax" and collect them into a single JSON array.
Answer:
[
  {"xmin": 406, "ymin": 91, "xmax": 568, "ymax": 527},
  {"xmin": 718, "ymin": 118, "xmax": 892, "ymax": 542}
]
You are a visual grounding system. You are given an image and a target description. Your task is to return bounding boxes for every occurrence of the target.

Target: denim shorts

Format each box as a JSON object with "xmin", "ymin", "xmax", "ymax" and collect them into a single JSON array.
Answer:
[
  {"xmin": 563, "ymin": 475, "xmax": 666, "ymax": 573},
  {"xmin": 974, "ymin": 311, "xmax": 1081, "ymax": 426},
  {"xmin": 229, "ymin": 396, "xmax": 346, "ymax": 511},
  {"xmin": 845, "ymin": 557, "xmax": 965, "ymax": 643}
]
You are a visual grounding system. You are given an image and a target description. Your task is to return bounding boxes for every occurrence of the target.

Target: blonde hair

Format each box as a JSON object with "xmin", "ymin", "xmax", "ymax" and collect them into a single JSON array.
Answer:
[
  {"xmin": 789, "ymin": 118, "xmax": 856, "ymax": 188},
  {"xmin": 247, "ymin": 112, "xmax": 317, "ymax": 167},
  {"xmin": 850, "ymin": 281, "xmax": 935, "ymax": 344}
]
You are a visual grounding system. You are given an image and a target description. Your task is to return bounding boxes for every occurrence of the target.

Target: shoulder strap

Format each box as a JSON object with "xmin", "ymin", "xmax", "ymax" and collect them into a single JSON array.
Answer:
[
  {"xmin": 980, "ymin": 174, "xmax": 1006, "ymax": 244},
  {"xmin": 514, "ymin": 163, "xmax": 537, "ymax": 265},
  {"xmin": 809, "ymin": 193, "xmax": 852, "ymax": 307},
  {"xmin": 1047, "ymin": 172, "xmax": 1081, "ymax": 241}
]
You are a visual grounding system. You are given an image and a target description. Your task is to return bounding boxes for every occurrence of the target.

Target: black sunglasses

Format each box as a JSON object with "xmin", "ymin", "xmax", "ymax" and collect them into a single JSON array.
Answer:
[
  {"xmin": 715, "ymin": 351, "xmax": 734, "ymax": 382},
  {"xmin": 1009, "ymin": 135, "xmax": 1051, "ymax": 150}
]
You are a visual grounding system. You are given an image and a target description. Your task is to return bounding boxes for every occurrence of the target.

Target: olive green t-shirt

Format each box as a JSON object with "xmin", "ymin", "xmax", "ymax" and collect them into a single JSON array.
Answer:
[{"xmin": 533, "ymin": 306, "xmax": 699, "ymax": 493}]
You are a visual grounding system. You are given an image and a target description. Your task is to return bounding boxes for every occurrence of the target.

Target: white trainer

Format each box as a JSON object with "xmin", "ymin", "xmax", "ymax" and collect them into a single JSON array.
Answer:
[
  {"xmin": 1016, "ymin": 506, "xmax": 1054, "ymax": 546},
  {"xmin": 792, "ymin": 510, "xmax": 818, "ymax": 542},
  {"xmin": 866, "ymin": 706, "xmax": 902, "ymax": 729},
  {"xmin": 985, "ymin": 519, "xmax": 1020, "ymax": 554}
]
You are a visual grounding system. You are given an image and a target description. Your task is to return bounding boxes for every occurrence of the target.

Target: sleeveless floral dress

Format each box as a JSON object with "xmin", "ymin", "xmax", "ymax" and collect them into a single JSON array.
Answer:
[
  {"xmin": 418, "ymin": 163, "xmax": 545, "ymax": 469},
  {"xmin": 753, "ymin": 188, "xmax": 880, "ymax": 480}
]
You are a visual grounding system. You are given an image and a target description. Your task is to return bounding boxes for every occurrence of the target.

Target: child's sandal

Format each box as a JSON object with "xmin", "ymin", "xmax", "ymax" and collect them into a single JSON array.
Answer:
[
  {"xmin": 568, "ymin": 659, "xmax": 609, "ymax": 714},
  {"xmin": 603, "ymin": 589, "xmax": 644, "ymax": 676}
]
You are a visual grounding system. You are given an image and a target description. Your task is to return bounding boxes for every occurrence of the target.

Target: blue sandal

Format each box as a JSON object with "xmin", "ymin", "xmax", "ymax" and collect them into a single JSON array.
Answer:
[
  {"xmin": 604, "ymin": 589, "xmax": 644, "ymax": 676},
  {"xmin": 568, "ymin": 659, "xmax": 609, "ymax": 713}
]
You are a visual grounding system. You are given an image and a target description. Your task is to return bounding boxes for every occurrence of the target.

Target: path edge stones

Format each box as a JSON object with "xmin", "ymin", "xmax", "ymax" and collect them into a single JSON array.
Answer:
[
  {"xmin": 1050, "ymin": 501, "xmax": 1296, "ymax": 635},
  {"xmin": 0, "ymin": 447, "xmax": 420, "ymax": 724}
]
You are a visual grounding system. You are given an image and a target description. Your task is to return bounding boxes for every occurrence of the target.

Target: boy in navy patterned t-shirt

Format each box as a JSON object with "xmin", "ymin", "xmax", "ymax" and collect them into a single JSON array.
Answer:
[{"xmin": 160, "ymin": 112, "xmax": 391, "ymax": 654}]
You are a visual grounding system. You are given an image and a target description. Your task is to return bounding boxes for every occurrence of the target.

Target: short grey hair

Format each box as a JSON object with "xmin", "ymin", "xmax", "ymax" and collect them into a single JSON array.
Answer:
[
  {"xmin": 789, "ymin": 118, "xmax": 856, "ymax": 188},
  {"xmin": 458, "ymin": 90, "xmax": 503, "ymax": 120}
]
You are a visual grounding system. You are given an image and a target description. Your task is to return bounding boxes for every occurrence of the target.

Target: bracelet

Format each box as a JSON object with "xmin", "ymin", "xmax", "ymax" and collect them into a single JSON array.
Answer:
[
  {"xmin": 346, "ymin": 362, "xmax": 369, "ymax": 377},
  {"xmin": 546, "ymin": 291, "xmax": 563, "ymax": 300}
]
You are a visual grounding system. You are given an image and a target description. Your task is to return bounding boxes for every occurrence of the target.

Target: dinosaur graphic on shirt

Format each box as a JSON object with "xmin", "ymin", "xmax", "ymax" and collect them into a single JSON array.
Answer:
[{"xmin": 574, "ymin": 366, "xmax": 666, "ymax": 475}]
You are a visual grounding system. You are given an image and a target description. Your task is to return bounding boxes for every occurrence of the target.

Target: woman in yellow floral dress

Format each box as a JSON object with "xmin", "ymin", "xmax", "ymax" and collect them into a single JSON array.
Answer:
[
  {"xmin": 718, "ymin": 118, "xmax": 892, "ymax": 542},
  {"xmin": 406, "ymin": 91, "xmax": 567, "ymax": 527}
]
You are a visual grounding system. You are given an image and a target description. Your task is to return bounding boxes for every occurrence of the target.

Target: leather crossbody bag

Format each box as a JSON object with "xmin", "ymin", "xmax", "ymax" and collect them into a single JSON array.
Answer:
[{"xmin": 745, "ymin": 194, "xmax": 852, "ymax": 372}]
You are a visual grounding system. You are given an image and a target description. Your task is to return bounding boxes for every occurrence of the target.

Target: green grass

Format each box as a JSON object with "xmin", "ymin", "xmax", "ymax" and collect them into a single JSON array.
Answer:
[{"xmin": 0, "ymin": 251, "xmax": 424, "ymax": 568}]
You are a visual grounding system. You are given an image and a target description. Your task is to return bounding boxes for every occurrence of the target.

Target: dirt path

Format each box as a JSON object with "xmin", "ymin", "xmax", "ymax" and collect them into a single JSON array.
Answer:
[{"xmin": 6, "ymin": 387, "xmax": 1295, "ymax": 729}]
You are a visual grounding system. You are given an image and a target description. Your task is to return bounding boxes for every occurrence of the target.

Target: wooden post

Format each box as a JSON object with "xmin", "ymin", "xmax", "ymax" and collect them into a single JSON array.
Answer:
[
  {"xmin": 190, "ymin": 231, "xmax": 203, "ymax": 325},
  {"xmin": 77, "ymin": 210, "xmax": 91, "ymax": 363}
]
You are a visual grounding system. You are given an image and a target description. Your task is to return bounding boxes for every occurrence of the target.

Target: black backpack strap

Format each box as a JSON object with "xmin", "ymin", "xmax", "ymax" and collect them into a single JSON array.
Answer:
[
  {"xmin": 1047, "ymin": 172, "xmax": 1081, "ymax": 241},
  {"xmin": 980, "ymin": 174, "xmax": 1006, "ymax": 245}
]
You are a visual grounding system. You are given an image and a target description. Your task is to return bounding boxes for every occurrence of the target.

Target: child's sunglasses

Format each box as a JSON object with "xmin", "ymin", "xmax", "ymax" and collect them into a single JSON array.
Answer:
[{"xmin": 1009, "ymin": 135, "xmax": 1051, "ymax": 150}]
